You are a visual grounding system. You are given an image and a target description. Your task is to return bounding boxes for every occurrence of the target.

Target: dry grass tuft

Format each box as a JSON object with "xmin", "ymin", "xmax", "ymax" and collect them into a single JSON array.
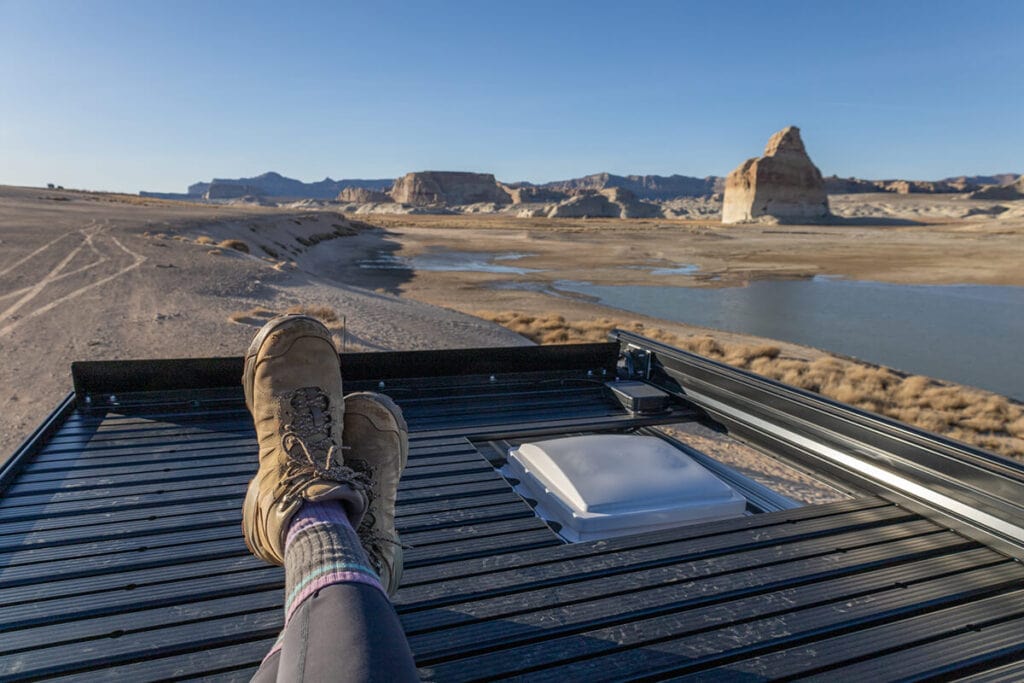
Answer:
[
  {"xmin": 227, "ymin": 307, "xmax": 277, "ymax": 327},
  {"xmin": 478, "ymin": 310, "xmax": 1024, "ymax": 460},
  {"xmin": 219, "ymin": 239, "xmax": 249, "ymax": 253},
  {"xmin": 195, "ymin": 235, "xmax": 216, "ymax": 245}
]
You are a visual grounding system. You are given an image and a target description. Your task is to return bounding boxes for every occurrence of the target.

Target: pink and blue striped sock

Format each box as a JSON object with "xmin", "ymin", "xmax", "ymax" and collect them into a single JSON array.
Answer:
[{"xmin": 262, "ymin": 501, "xmax": 385, "ymax": 665}]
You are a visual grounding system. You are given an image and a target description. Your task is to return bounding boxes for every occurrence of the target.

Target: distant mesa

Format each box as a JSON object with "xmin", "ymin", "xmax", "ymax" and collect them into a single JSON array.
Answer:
[
  {"xmin": 722, "ymin": 126, "xmax": 830, "ymax": 224},
  {"xmin": 532, "ymin": 172, "xmax": 722, "ymax": 200},
  {"xmin": 390, "ymin": 171, "xmax": 513, "ymax": 206},
  {"xmin": 149, "ymin": 172, "xmax": 393, "ymax": 201},
  {"xmin": 204, "ymin": 182, "xmax": 264, "ymax": 200}
]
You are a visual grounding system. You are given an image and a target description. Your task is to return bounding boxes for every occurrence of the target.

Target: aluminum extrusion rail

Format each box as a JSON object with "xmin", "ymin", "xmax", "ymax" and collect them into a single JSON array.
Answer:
[{"xmin": 611, "ymin": 330, "xmax": 1024, "ymax": 558}]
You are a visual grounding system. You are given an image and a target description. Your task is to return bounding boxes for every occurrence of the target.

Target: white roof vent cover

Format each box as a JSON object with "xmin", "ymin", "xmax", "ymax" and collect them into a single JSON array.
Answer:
[{"xmin": 505, "ymin": 434, "xmax": 746, "ymax": 542}]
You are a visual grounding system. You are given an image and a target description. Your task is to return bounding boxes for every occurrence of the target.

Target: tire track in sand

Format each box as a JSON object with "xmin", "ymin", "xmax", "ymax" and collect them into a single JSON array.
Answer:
[{"xmin": 0, "ymin": 224, "xmax": 147, "ymax": 339}]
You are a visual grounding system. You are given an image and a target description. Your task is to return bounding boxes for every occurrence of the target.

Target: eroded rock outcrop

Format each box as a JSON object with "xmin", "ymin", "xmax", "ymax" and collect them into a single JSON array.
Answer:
[
  {"xmin": 390, "ymin": 172, "xmax": 512, "ymax": 206},
  {"xmin": 546, "ymin": 188, "xmax": 664, "ymax": 219},
  {"xmin": 599, "ymin": 188, "xmax": 663, "ymax": 218},
  {"xmin": 968, "ymin": 176, "xmax": 1024, "ymax": 200},
  {"xmin": 722, "ymin": 126, "xmax": 830, "ymax": 224},
  {"xmin": 337, "ymin": 186, "xmax": 393, "ymax": 203},
  {"xmin": 503, "ymin": 185, "xmax": 569, "ymax": 204},
  {"xmin": 547, "ymin": 192, "xmax": 621, "ymax": 218}
]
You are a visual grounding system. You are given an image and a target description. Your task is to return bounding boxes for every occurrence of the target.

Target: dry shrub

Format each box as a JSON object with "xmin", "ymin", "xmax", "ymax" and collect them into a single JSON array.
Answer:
[
  {"xmin": 219, "ymin": 239, "xmax": 249, "ymax": 253},
  {"xmin": 227, "ymin": 307, "xmax": 277, "ymax": 326},
  {"xmin": 195, "ymin": 235, "xmax": 215, "ymax": 245},
  {"xmin": 228, "ymin": 304, "xmax": 345, "ymax": 339},
  {"xmin": 207, "ymin": 248, "xmax": 223, "ymax": 256},
  {"xmin": 478, "ymin": 310, "xmax": 1024, "ymax": 460}
]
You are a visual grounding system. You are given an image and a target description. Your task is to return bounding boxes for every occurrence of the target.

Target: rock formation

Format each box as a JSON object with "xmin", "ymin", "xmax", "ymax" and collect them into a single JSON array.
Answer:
[
  {"xmin": 189, "ymin": 173, "xmax": 392, "ymax": 200},
  {"xmin": 823, "ymin": 176, "xmax": 882, "ymax": 194},
  {"xmin": 722, "ymin": 126, "xmax": 830, "ymax": 224},
  {"xmin": 337, "ymin": 186, "xmax": 392, "ymax": 203},
  {"xmin": 547, "ymin": 192, "xmax": 622, "ymax": 218},
  {"xmin": 390, "ymin": 172, "xmax": 512, "ymax": 206},
  {"xmin": 546, "ymin": 188, "xmax": 664, "ymax": 219},
  {"xmin": 502, "ymin": 185, "xmax": 569, "ymax": 204},
  {"xmin": 599, "ymin": 188, "xmax": 663, "ymax": 218},
  {"xmin": 204, "ymin": 182, "xmax": 261, "ymax": 200},
  {"xmin": 968, "ymin": 176, "xmax": 1024, "ymax": 200},
  {"xmin": 539, "ymin": 173, "xmax": 722, "ymax": 200}
]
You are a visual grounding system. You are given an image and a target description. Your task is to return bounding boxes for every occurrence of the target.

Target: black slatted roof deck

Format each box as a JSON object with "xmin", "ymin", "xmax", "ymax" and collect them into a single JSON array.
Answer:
[{"xmin": 2, "ymin": 343, "xmax": 1024, "ymax": 681}]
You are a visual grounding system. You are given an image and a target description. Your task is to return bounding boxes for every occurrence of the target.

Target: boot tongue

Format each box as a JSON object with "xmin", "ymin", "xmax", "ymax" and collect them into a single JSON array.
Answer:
[{"xmin": 282, "ymin": 387, "xmax": 337, "ymax": 464}]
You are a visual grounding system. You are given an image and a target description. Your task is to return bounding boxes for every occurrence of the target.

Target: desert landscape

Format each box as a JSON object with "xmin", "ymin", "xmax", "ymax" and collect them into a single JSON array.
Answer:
[{"xmin": 2, "ymin": 154, "xmax": 1022, "ymax": 462}]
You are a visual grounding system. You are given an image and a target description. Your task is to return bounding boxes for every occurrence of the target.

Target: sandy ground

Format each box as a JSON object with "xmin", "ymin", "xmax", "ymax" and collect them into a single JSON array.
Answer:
[{"xmin": 0, "ymin": 186, "xmax": 526, "ymax": 459}]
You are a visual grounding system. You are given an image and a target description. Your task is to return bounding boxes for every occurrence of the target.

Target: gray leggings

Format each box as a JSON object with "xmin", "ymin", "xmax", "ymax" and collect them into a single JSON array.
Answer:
[{"xmin": 252, "ymin": 582, "xmax": 420, "ymax": 682}]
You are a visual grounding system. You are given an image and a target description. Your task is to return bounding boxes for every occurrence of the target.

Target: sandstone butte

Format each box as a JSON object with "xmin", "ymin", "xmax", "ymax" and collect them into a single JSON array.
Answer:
[
  {"xmin": 390, "ymin": 171, "xmax": 512, "ymax": 206},
  {"xmin": 722, "ymin": 126, "xmax": 831, "ymax": 224}
]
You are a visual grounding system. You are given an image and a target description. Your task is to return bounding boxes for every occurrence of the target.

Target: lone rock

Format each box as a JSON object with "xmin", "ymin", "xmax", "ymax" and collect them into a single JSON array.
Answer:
[{"xmin": 722, "ymin": 126, "xmax": 830, "ymax": 224}]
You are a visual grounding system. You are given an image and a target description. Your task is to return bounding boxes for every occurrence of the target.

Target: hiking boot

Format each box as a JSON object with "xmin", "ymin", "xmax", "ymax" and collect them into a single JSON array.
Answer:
[
  {"xmin": 343, "ymin": 392, "xmax": 409, "ymax": 595},
  {"xmin": 241, "ymin": 314, "xmax": 367, "ymax": 566}
]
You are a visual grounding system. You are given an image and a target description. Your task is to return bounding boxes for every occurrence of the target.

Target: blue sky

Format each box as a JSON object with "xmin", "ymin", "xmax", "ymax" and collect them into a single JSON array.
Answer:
[{"xmin": 1, "ymin": 0, "xmax": 1021, "ymax": 193}]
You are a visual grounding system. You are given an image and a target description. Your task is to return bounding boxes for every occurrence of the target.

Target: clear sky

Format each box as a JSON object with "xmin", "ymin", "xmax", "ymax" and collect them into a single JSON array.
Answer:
[{"xmin": 1, "ymin": 0, "xmax": 1021, "ymax": 193}]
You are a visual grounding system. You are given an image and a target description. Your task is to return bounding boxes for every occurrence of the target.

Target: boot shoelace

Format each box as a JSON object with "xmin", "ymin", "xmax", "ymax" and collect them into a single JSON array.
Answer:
[
  {"xmin": 348, "ymin": 458, "xmax": 405, "ymax": 576},
  {"xmin": 279, "ymin": 387, "xmax": 367, "ymax": 498}
]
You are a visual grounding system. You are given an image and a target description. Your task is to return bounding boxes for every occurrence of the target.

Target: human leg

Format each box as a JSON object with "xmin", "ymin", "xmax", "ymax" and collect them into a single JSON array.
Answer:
[{"xmin": 241, "ymin": 315, "xmax": 417, "ymax": 682}]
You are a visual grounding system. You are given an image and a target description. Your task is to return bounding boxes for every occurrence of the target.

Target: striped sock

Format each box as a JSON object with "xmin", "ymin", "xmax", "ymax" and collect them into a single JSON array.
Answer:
[{"xmin": 282, "ymin": 501, "xmax": 385, "ymax": 623}]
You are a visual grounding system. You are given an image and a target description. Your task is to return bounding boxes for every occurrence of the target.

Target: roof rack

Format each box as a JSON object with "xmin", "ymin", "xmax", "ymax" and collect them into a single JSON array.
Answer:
[{"xmin": 2, "ymin": 333, "xmax": 1022, "ymax": 680}]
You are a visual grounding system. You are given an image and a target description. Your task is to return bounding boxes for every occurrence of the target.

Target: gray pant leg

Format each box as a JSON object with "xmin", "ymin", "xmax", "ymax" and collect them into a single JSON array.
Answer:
[
  {"xmin": 251, "ymin": 649, "xmax": 280, "ymax": 683},
  {"xmin": 259, "ymin": 582, "xmax": 418, "ymax": 682}
]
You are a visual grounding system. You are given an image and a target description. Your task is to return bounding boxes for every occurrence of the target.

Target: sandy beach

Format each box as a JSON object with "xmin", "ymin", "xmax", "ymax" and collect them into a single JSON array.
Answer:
[{"xmin": 1, "ymin": 185, "xmax": 1022, "ymax": 464}]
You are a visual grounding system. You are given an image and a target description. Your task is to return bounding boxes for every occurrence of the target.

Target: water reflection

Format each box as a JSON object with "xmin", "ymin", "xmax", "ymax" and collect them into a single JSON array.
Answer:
[{"xmin": 552, "ymin": 278, "xmax": 1024, "ymax": 400}]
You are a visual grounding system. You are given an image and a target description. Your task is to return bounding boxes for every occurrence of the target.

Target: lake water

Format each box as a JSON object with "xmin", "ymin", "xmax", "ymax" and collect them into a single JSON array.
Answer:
[
  {"xmin": 356, "ymin": 248, "xmax": 1023, "ymax": 400},
  {"xmin": 552, "ymin": 277, "xmax": 1024, "ymax": 401},
  {"xmin": 359, "ymin": 251, "xmax": 539, "ymax": 275}
]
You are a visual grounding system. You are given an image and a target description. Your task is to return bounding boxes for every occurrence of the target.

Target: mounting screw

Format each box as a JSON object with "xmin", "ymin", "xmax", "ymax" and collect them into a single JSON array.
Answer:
[
  {"xmin": 587, "ymin": 369, "xmax": 594, "ymax": 377},
  {"xmin": 84, "ymin": 395, "xmax": 92, "ymax": 405},
  {"xmin": 109, "ymin": 394, "xmax": 118, "ymax": 405},
  {"xmin": 378, "ymin": 380, "xmax": 386, "ymax": 389},
  {"xmin": 489, "ymin": 375, "xmax": 497, "ymax": 383}
]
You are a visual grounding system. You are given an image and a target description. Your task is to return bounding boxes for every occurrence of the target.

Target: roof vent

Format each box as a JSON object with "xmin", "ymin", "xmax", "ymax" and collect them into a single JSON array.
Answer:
[{"xmin": 504, "ymin": 434, "xmax": 746, "ymax": 542}]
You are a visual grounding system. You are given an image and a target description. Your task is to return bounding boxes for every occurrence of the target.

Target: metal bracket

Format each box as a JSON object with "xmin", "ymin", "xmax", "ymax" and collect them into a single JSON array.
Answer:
[{"xmin": 621, "ymin": 345, "xmax": 652, "ymax": 380}]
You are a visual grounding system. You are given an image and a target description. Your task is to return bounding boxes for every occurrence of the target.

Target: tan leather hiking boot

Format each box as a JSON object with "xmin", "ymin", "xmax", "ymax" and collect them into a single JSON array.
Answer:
[
  {"xmin": 343, "ymin": 392, "xmax": 409, "ymax": 595},
  {"xmin": 241, "ymin": 314, "xmax": 368, "ymax": 566}
]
